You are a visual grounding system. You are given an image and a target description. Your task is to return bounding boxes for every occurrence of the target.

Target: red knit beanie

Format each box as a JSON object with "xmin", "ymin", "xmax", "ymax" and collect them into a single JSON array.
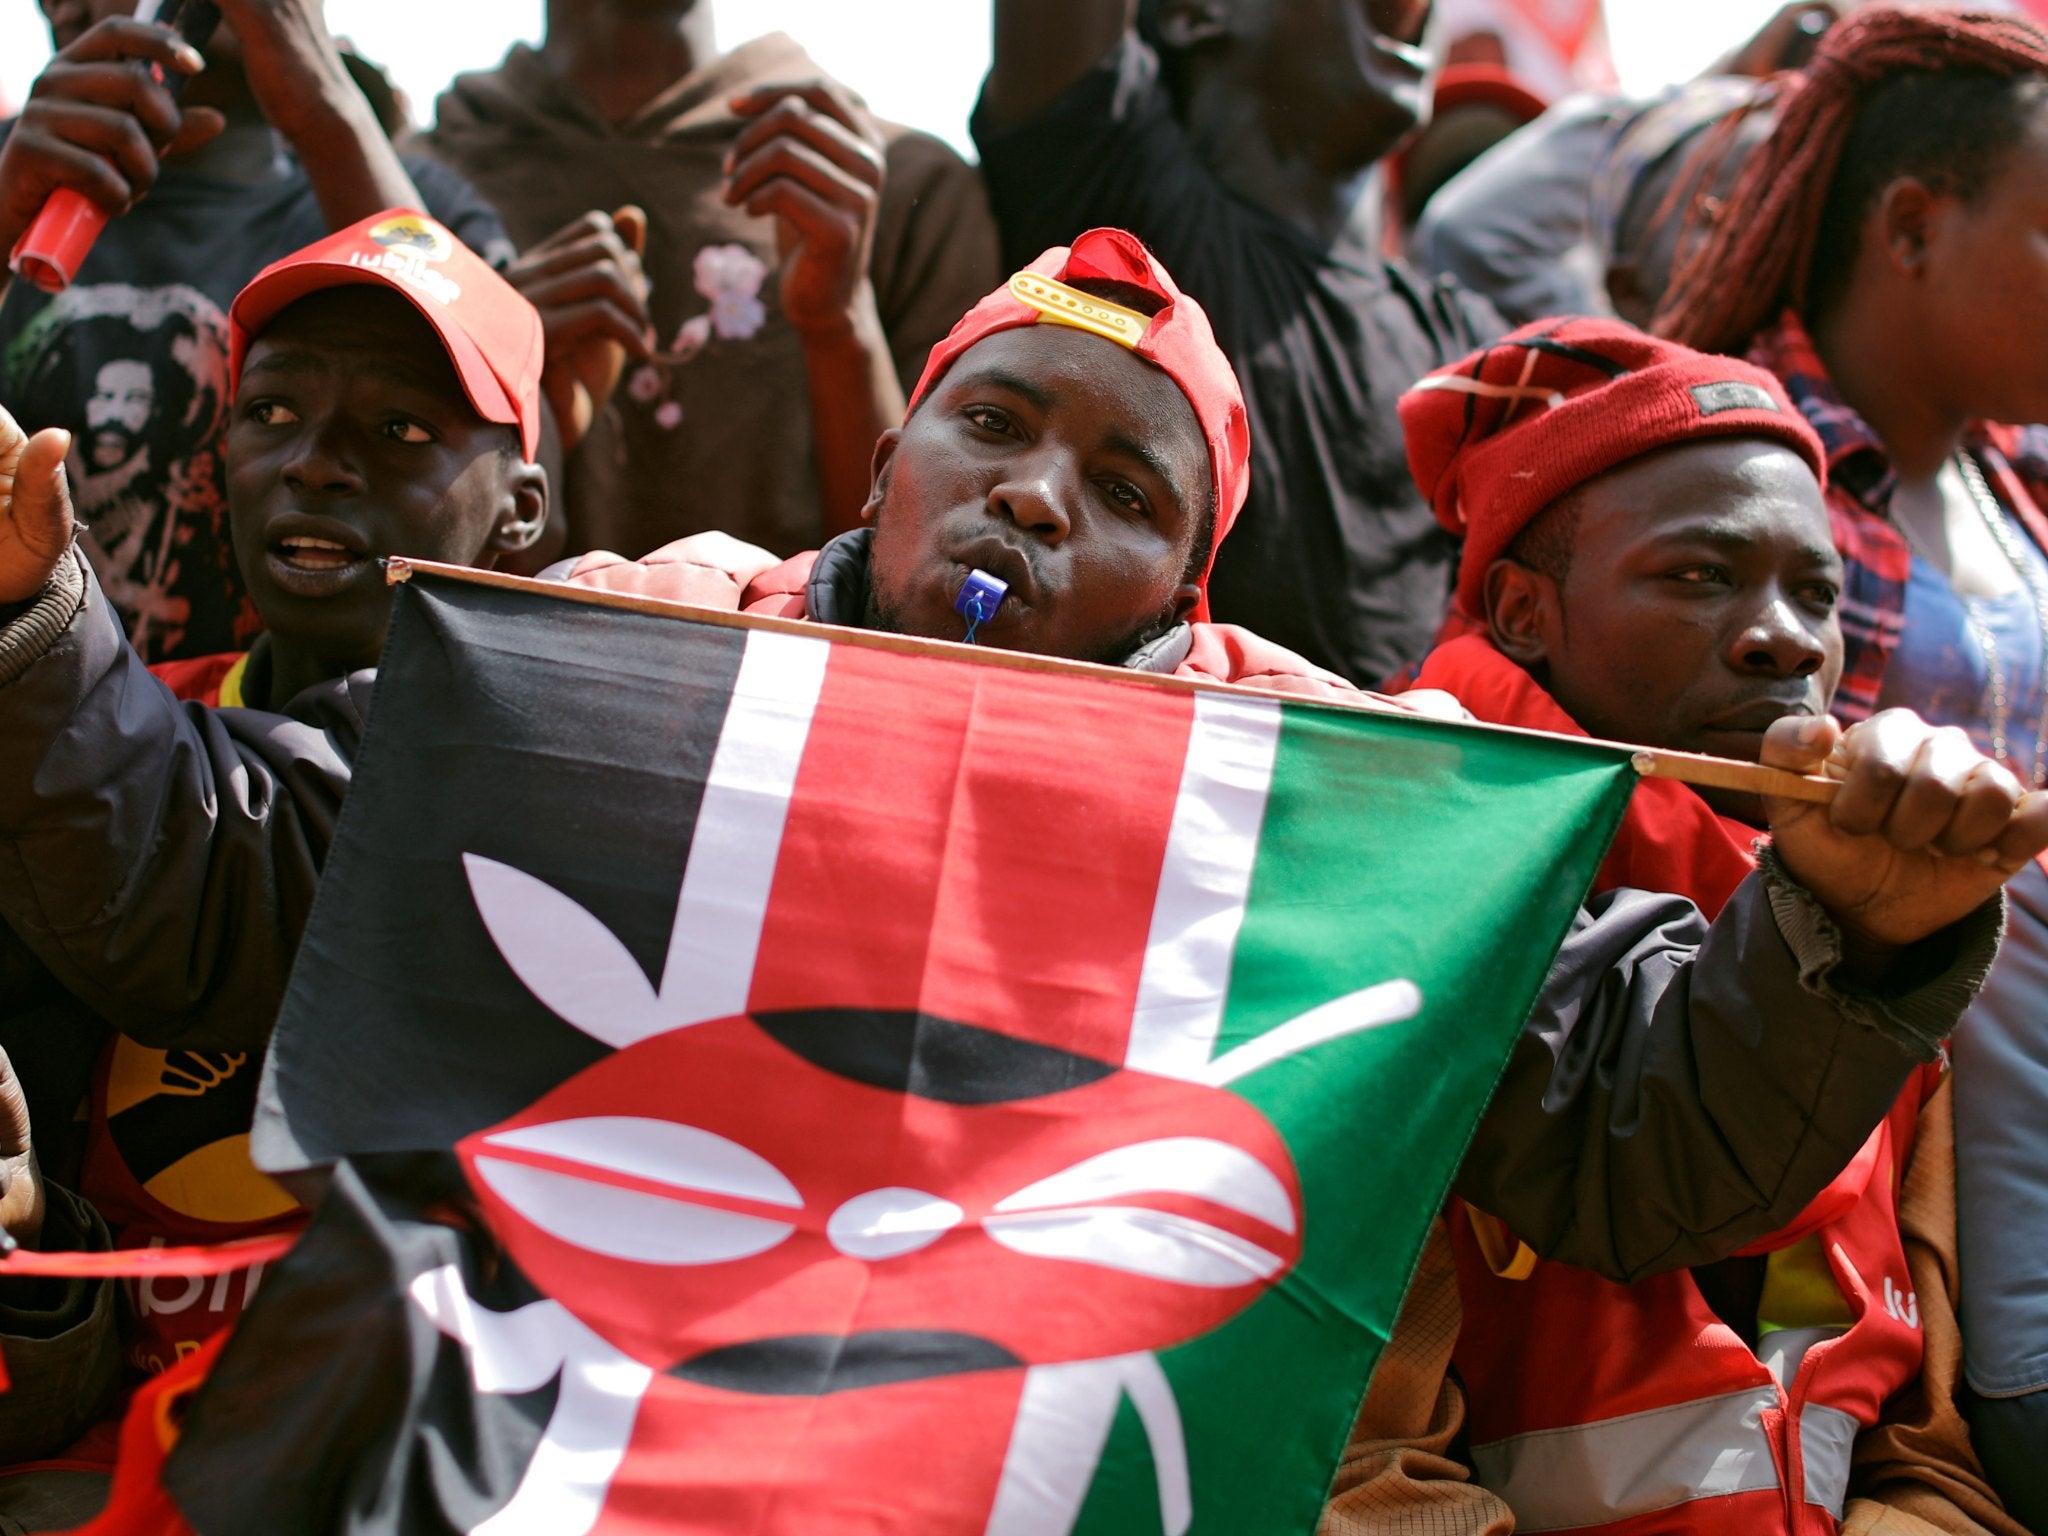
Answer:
[{"xmin": 1401, "ymin": 318, "xmax": 1827, "ymax": 615}]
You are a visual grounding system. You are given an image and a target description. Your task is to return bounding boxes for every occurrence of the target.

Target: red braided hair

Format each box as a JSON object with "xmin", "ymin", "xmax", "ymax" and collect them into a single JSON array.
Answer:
[{"xmin": 1653, "ymin": 7, "xmax": 2048, "ymax": 355}]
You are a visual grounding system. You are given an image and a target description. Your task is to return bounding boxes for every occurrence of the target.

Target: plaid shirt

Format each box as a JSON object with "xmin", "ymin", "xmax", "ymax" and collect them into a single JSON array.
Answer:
[{"xmin": 1750, "ymin": 312, "xmax": 2048, "ymax": 723}]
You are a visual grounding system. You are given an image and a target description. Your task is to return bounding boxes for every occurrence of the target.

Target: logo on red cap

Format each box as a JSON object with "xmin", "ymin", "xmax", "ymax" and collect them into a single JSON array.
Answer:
[
  {"xmin": 348, "ymin": 215, "xmax": 462, "ymax": 307},
  {"xmin": 370, "ymin": 215, "xmax": 454, "ymax": 261}
]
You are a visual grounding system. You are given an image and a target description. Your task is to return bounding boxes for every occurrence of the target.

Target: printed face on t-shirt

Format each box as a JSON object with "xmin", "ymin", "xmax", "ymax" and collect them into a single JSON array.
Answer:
[
  {"xmin": 85, "ymin": 358, "xmax": 156, "ymax": 471},
  {"xmin": 865, "ymin": 324, "xmax": 1210, "ymax": 666}
]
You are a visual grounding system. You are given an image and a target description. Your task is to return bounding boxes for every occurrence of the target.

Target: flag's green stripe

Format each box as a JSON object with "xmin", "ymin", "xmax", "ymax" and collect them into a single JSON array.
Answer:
[{"xmin": 1076, "ymin": 707, "xmax": 1635, "ymax": 1535}]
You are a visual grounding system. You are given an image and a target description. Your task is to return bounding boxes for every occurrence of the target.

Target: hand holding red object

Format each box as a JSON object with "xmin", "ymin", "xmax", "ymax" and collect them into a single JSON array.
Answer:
[{"xmin": 0, "ymin": 14, "xmax": 219, "ymax": 271}]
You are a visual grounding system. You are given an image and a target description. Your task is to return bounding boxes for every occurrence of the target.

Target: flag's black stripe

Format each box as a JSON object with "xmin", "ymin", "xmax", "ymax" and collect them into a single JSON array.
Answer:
[{"xmin": 259, "ymin": 577, "xmax": 752, "ymax": 1169}]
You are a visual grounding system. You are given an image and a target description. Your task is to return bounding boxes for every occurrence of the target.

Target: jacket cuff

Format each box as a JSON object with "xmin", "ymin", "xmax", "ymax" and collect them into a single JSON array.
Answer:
[
  {"xmin": 1756, "ymin": 841, "xmax": 2002, "ymax": 1062},
  {"xmin": 0, "ymin": 547, "xmax": 87, "ymax": 690},
  {"xmin": 0, "ymin": 1181, "xmax": 111, "ymax": 1337}
]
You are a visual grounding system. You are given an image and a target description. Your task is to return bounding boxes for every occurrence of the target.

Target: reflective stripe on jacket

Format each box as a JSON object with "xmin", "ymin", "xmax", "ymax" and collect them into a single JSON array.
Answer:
[
  {"xmin": 1414, "ymin": 633, "xmax": 1932, "ymax": 1536},
  {"xmin": 1453, "ymin": 1080, "xmax": 1931, "ymax": 1535}
]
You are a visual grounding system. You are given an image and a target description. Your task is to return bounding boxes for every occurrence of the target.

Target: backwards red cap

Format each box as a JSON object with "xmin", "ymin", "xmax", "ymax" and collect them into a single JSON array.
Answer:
[
  {"xmin": 1401, "ymin": 317, "xmax": 1827, "ymax": 615},
  {"xmin": 909, "ymin": 228, "xmax": 1250, "ymax": 620},
  {"xmin": 229, "ymin": 210, "xmax": 544, "ymax": 461}
]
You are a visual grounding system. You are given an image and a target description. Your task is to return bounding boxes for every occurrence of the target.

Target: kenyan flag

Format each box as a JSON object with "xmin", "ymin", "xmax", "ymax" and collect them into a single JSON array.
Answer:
[{"xmin": 168, "ymin": 569, "xmax": 1635, "ymax": 1536}]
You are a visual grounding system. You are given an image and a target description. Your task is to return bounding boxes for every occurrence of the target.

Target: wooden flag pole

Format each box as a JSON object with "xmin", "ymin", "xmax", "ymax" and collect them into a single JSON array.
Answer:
[
  {"xmin": 385, "ymin": 559, "xmax": 1842, "ymax": 806},
  {"xmin": 1627, "ymin": 747, "xmax": 1837, "ymax": 805}
]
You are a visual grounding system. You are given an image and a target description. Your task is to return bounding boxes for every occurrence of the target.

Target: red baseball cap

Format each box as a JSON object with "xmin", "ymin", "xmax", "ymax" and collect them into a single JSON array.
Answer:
[
  {"xmin": 1400, "ymin": 317, "xmax": 1827, "ymax": 616},
  {"xmin": 909, "ymin": 228, "xmax": 1251, "ymax": 620},
  {"xmin": 229, "ymin": 209, "xmax": 544, "ymax": 461}
]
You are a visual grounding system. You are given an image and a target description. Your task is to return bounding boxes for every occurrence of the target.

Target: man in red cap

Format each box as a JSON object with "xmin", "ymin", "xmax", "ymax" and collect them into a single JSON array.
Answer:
[
  {"xmin": 971, "ymin": 0, "xmax": 1507, "ymax": 693},
  {"xmin": 1323, "ymin": 318, "xmax": 1952, "ymax": 1532},
  {"xmin": 563, "ymin": 226, "xmax": 1353, "ymax": 694},
  {"xmin": 0, "ymin": 0, "xmax": 642, "ymax": 664},
  {"xmin": 0, "ymin": 208, "xmax": 549, "ymax": 1520},
  {"xmin": 149, "ymin": 208, "xmax": 550, "ymax": 711}
]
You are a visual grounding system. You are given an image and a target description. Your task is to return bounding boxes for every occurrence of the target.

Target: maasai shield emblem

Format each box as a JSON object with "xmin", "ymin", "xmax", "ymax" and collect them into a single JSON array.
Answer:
[{"xmin": 171, "ymin": 570, "xmax": 1634, "ymax": 1536}]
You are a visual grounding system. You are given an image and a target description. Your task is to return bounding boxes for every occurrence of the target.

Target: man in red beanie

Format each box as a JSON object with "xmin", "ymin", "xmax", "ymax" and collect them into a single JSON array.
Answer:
[
  {"xmin": 972, "ymin": 0, "xmax": 1507, "ymax": 693},
  {"xmin": 1325, "ymin": 316, "xmax": 1945, "ymax": 1532}
]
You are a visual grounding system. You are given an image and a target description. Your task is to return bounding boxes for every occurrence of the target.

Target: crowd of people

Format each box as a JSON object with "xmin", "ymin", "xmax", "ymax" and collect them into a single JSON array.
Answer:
[{"xmin": 0, "ymin": 0, "xmax": 2044, "ymax": 1530}]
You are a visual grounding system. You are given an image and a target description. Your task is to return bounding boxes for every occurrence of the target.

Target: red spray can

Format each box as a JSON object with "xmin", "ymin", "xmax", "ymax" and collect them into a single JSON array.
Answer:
[{"xmin": 9, "ymin": 0, "xmax": 223, "ymax": 293}]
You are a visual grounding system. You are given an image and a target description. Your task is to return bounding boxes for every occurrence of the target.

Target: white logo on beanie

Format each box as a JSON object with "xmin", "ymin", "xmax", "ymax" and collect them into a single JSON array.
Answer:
[{"xmin": 1689, "ymin": 381, "xmax": 1780, "ymax": 417}]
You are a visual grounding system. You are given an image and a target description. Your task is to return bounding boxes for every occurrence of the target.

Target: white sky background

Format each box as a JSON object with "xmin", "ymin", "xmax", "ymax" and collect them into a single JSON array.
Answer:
[{"xmin": 0, "ymin": 1, "xmax": 1798, "ymax": 152}]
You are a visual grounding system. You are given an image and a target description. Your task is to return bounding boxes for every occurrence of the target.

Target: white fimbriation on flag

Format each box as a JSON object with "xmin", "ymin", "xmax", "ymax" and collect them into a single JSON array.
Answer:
[
  {"xmin": 656, "ymin": 629, "xmax": 832, "ymax": 1028},
  {"xmin": 985, "ymin": 1353, "xmax": 1191, "ymax": 1536},
  {"xmin": 1124, "ymin": 692, "xmax": 1283, "ymax": 1082},
  {"xmin": 410, "ymin": 1264, "xmax": 652, "ymax": 1536},
  {"xmin": 442, "ymin": 627, "xmax": 834, "ymax": 1536}
]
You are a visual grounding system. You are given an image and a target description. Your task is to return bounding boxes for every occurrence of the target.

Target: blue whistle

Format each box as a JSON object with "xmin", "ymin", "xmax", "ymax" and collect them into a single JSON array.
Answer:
[{"xmin": 953, "ymin": 569, "xmax": 1010, "ymax": 643}]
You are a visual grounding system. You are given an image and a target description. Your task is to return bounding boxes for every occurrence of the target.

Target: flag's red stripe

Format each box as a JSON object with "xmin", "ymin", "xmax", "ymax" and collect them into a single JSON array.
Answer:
[{"xmin": 749, "ymin": 646, "xmax": 1195, "ymax": 1064}]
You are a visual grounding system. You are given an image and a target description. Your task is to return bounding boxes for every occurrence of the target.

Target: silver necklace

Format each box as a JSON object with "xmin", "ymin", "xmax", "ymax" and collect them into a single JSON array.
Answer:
[{"xmin": 1906, "ymin": 453, "xmax": 2048, "ymax": 787}]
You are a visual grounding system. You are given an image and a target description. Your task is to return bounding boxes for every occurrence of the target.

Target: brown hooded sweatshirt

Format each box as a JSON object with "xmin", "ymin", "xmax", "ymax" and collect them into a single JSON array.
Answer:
[{"xmin": 425, "ymin": 34, "xmax": 1001, "ymax": 560}]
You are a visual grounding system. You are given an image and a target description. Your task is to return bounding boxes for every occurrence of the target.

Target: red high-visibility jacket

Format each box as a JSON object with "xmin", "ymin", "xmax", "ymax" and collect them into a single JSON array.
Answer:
[{"xmin": 1416, "ymin": 634, "xmax": 1932, "ymax": 1535}]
